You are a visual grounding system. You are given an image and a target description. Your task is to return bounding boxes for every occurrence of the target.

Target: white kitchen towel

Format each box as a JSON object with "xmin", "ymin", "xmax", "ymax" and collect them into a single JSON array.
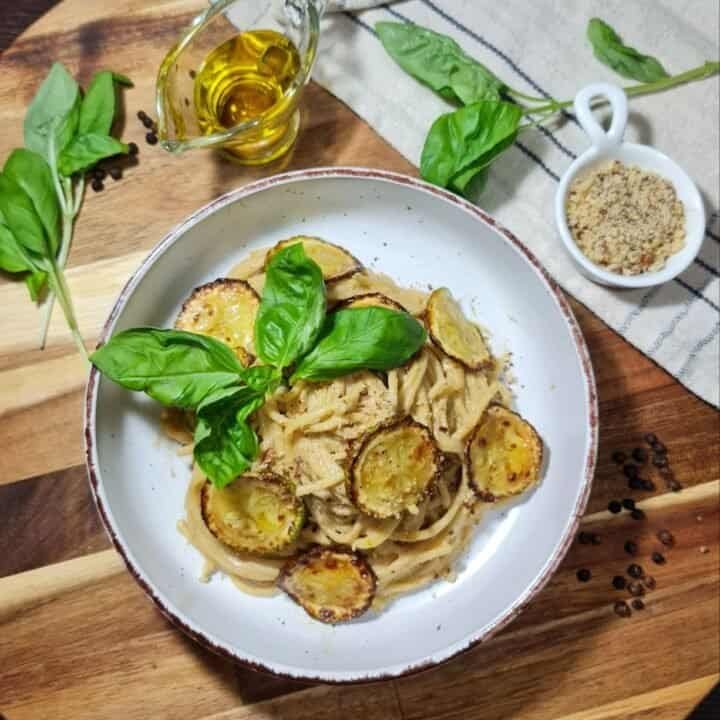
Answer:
[{"xmin": 309, "ymin": 0, "xmax": 720, "ymax": 406}]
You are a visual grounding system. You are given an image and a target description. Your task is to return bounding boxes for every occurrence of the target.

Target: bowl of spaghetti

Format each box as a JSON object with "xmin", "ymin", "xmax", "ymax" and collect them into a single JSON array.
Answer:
[{"xmin": 86, "ymin": 168, "xmax": 597, "ymax": 682}]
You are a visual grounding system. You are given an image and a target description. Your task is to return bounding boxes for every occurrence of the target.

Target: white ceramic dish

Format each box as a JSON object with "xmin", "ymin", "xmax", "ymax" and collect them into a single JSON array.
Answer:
[
  {"xmin": 85, "ymin": 168, "xmax": 597, "ymax": 683},
  {"xmin": 555, "ymin": 82, "xmax": 705, "ymax": 288}
]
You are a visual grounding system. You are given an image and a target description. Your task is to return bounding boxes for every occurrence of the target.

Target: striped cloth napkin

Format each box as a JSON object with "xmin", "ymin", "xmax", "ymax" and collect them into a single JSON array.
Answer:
[{"xmin": 309, "ymin": 0, "xmax": 720, "ymax": 406}]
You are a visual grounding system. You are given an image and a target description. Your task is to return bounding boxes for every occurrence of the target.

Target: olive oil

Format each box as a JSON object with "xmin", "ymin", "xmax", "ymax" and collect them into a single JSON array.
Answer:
[{"xmin": 194, "ymin": 29, "xmax": 301, "ymax": 136}]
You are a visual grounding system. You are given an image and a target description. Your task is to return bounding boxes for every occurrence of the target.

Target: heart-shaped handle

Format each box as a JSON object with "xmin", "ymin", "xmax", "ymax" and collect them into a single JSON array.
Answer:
[{"xmin": 574, "ymin": 83, "xmax": 628, "ymax": 151}]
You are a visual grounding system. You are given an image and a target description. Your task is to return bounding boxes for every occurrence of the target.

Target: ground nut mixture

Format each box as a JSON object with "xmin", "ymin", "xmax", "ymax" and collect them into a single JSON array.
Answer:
[{"xmin": 566, "ymin": 160, "xmax": 686, "ymax": 275}]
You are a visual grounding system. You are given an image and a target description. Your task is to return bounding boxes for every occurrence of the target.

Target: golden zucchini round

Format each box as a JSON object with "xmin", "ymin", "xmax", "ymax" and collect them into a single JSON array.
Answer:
[
  {"xmin": 201, "ymin": 474, "xmax": 305, "ymax": 554},
  {"xmin": 175, "ymin": 278, "xmax": 259, "ymax": 366},
  {"xmin": 466, "ymin": 406, "xmax": 542, "ymax": 502},
  {"xmin": 426, "ymin": 287, "xmax": 491, "ymax": 370},
  {"xmin": 265, "ymin": 236, "xmax": 362, "ymax": 282},
  {"xmin": 277, "ymin": 547, "xmax": 376, "ymax": 623},
  {"xmin": 337, "ymin": 292, "xmax": 408, "ymax": 313},
  {"xmin": 349, "ymin": 418, "xmax": 441, "ymax": 519}
]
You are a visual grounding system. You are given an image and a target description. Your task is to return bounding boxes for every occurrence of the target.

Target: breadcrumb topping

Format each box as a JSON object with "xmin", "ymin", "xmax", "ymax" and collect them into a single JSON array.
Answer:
[{"xmin": 566, "ymin": 160, "xmax": 685, "ymax": 275}]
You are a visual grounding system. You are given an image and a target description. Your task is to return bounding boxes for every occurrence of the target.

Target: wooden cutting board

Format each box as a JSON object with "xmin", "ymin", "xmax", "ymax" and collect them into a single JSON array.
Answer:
[{"xmin": 0, "ymin": 2, "xmax": 718, "ymax": 719}]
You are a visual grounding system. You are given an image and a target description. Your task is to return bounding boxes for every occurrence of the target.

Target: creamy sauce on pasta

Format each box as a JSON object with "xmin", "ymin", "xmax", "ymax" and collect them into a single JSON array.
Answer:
[{"xmin": 178, "ymin": 250, "xmax": 509, "ymax": 608}]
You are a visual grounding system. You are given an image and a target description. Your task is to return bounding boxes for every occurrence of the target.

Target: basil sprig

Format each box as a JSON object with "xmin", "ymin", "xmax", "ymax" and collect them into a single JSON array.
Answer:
[
  {"xmin": 587, "ymin": 18, "xmax": 669, "ymax": 83},
  {"xmin": 254, "ymin": 242, "xmax": 326, "ymax": 368},
  {"xmin": 1, "ymin": 62, "xmax": 132, "ymax": 357},
  {"xmin": 90, "ymin": 328, "xmax": 247, "ymax": 408},
  {"xmin": 376, "ymin": 20, "xmax": 719, "ymax": 198},
  {"xmin": 421, "ymin": 101, "xmax": 522, "ymax": 195},
  {"xmin": 292, "ymin": 307, "xmax": 426, "ymax": 382},
  {"xmin": 376, "ymin": 21, "xmax": 504, "ymax": 105},
  {"xmin": 91, "ymin": 244, "xmax": 427, "ymax": 488},
  {"xmin": 193, "ymin": 386, "xmax": 267, "ymax": 489}
]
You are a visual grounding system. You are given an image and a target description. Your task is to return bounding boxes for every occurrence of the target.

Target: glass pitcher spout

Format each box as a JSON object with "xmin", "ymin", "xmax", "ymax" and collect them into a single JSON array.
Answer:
[{"xmin": 156, "ymin": 0, "xmax": 321, "ymax": 164}]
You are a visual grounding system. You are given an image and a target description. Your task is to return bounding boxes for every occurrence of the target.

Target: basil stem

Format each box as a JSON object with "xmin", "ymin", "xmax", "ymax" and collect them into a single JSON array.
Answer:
[
  {"xmin": 40, "ymin": 130, "xmax": 87, "ymax": 359},
  {"xmin": 524, "ymin": 61, "xmax": 720, "ymax": 117}
]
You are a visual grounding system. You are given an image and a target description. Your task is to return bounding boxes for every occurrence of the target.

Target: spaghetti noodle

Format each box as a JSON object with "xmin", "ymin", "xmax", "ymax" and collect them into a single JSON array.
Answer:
[{"xmin": 174, "ymin": 248, "xmax": 511, "ymax": 609}]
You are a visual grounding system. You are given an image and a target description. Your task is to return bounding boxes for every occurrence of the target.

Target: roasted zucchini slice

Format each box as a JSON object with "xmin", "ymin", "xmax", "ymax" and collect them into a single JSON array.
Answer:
[
  {"xmin": 201, "ymin": 474, "xmax": 305, "ymax": 554},
  {"xmin": 337, "ymin": 292, "xmax": 408, "ymax": 313},
  {"xmin": 349, "ymin": 418, "xmax": 441, "ymax": 519},
  {"xmin": 175, "ymin": 279, "xmax": 259, "ymax": 366},
  {"xmin": 265, "ymin": 236, "xmax": 362, "ymax": 282},
  {"xmin": 466, "ymin": 406, "xmax": 542, "ymax": 502},
  {"xmin": 426, "ymin": 287, "xmax": 491, "ymax": 370},
  {"xmin": 277, "ymin": 547, "xmax": 376, "ymax": 623}
]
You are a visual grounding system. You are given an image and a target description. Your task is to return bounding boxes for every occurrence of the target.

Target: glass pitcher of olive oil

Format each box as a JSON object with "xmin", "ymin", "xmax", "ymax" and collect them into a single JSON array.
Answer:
[{"xmin": 156, "ymin": 0, "xmax": 323, "ymax": 164}]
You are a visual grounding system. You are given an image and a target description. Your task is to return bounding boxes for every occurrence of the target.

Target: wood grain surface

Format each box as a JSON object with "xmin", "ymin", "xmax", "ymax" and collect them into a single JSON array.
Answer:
[{"xmin": 0, "ymin": 2, "xmax": 718, "ymax": 719}]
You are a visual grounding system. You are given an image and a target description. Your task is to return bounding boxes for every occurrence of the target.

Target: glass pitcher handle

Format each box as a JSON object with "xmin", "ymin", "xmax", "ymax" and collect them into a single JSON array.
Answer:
[{"xmin": 284, "ymin": 0, "xmax": 327, "ymax": 24}]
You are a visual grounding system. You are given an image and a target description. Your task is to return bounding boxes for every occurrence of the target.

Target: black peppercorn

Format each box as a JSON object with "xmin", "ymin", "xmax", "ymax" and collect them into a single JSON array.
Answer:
[
  {"xmin": 608, "ymin": 500, "xmax": 622, "ymax": 514},
  {"xmin": 146, "ymin": 132, "xmax": 158, "ymax": 145},
  {"xmin": 109, "ymin": 167, "xmax": 122, "ymax": 181},
  {"xmin": 657, "ymin": 529, "xmax": 675, "ymax": 547},
  {"xmin": 669, "ymin": 479, "xmax": 682, "ymax": 492},
  {"xmin": 128, "ymin": 141, "xmax": 139, "ymax": 156},
  {"xmin": 92, "ymin": 167, "xmax": 107, "ymax": 181},
  {"xmin": 622, "ymin": 498, "xmax": 636, "ymax": 510},
  {"xmin": 614, "ymin": 600, "xmax": 631, "ymax": 618},
  {"xmin": 644, "ymin": 433, "xmax": 658, "ymax": 445},
  {"xmin": 629, "ymin": 477, "xmax": 643, "ymax": 490},
  {"xmin": 640, "ymin": 479, "xmax": 655, "ymax": 492},
  {"xmin": 627, "ymin": 563, "xmax": 643, "ymax": 579},
  {"xmin": 652, "ymin": 551, "xmax": 666, "ymax": 565},
  {"xmin": 578, "ymin": 531, "xmax": 592, "ymax": 544},
  {"xmin": 590, "ymin": 533, "xmax": 602, "ymax": 546},
  {"xmin": 651, "ymin": 440, "xmax": 667, "ymax": 454},
  {"xmin": 624, "ymin": 540, "xmax": 638, "ymax": 556},
  {"xmin": 612, "ymin": 575, "xmax": 627, "ymax": 590},
  {"xmin": 91, "ymin": 178, "xmax": 104, "ymax": 192},
  {"xmin": 137, "ymin": 110, "xmax": 148, "ymax": 122},
  {"xmin": 632, "ymin": 447, "xmax": 648, "ymax": 463},
  {"xmin": 576, "ymin": 568, "xmax": 591, "ymax": 582},
  {"xmin": 652, "ymin": 454, "xmax": 668, "ymax": 468},
  {"xmin": 612, "ymin": 450, "xmax": 627, "ymax": 464},
  {"xmin": 631, "ymin": 598, "xmax": 645, "ymax": 610},
  {"xmin": 644, "ymin": 575, "xmax": 656, "ymax": 590},
  {"xmin": 628, "ymin": 581, "xmax": 645, "ymax": 597},
  {"xmin": 631, "ymin": 509, "xmax": 645, "ymax": 520},
  {"xmin": 623, "ymin": 463, "xmax": 639, "ymax": 479},
  {"xmin": 141, "ymin": 114, "xmax": 155, "ymax": 129}
]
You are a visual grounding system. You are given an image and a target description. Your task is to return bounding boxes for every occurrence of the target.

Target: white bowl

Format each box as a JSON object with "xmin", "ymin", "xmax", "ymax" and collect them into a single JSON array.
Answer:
[
  {"xmin": 85, "ymin": 168, "xmax": 597, "ymax": 682},
  {"xmin": 555, "ymin": 82, "xmax": 705, "ymax": 288}
]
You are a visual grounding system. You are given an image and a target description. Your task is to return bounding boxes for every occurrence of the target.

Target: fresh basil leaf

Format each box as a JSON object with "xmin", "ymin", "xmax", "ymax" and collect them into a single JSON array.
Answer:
[
  {"xmin": 420, "ymin": 100, "xmax": 522, "ymax": 190},
  {"xmin": 292, "ymin": 307, "xmax": 427, "ymax": 383},
  {"xmin": 79, "ymin": 72, "xmax": 116, "ymax": 136},
  {"xmin": 24, "ymin": 62, "xmax": 80, "ymax": 161},
  {"xmin": 376, "ymin": 21, "xmax": 504, "ymax": 104},
  {"xmin": 194, "ymin": 389, "xmax": 261, "ymax": 488},
  {"xmin": 0, "ymin": 222, "xmax": 47, "ymax": 298},
  {"xmin": 4, "ymin": 149, "xmax": 60, "ymax": 255},
  {"xmin": 196, "ymin": 384, "xmax": 266, "ymax": 419},
  {"xmin": 255, "ymin": 243, "xmax": 326, "ymax": 369},
  {"xmin": 0, "ymin": 224, "xmax": 32, "ymax": 273},
  {"xmin": 58, "ymin": 133, "xmax": 128, "ymax": 177},
  {"xmin": 55, "ymin": 96, "xmax": 82, "ymax": 157},
  {"xmin": 90, "ymin": 328, "xmax": 245, "ymax": 408},
  {"xmin": 0, "ymin": 174, "xmax": 49, "ymax": 257},
  {"xmin": 587, "ymin": 18, "xmax": 669, "ymax": 83},
  {"xmin": 25, "ymin": 270, "xmax": 48, "ymax": 301},
  {"xmin": 451, "ymin": 165, "xmax": 490, "ymax": 197}
]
